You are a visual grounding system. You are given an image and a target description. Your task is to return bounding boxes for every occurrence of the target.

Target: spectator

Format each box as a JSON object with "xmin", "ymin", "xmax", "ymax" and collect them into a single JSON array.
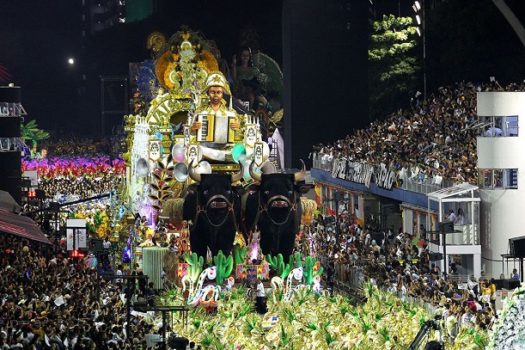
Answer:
[
  {"xmin": 255, "ymin": 278, "xmax": 267, "ymax": 314},
  {"xmin": 446, "ymin": 209, "xmax": 457, "ymax": 223},
  {"xmin": 145, "ymin": 282, "xmax": 156, "ymax": 306}
]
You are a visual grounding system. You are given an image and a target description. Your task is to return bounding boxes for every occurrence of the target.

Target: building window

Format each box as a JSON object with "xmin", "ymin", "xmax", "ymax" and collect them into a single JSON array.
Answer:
[
  {"xmin": 479, "ymin": 115, "xmax": 518, "ymax": 137},
  {"xmin": 478, "ymin": 168, "xmax": 518, "ymax": 189}
]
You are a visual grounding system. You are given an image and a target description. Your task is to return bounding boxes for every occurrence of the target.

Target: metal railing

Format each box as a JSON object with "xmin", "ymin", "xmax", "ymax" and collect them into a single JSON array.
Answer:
[
  {"xmin": 429, "ymin": 224, "xmax": 480, "ymax": 246},
  {"xmin": 312, "ymin": 154, "xmax": 454, "ymax": 195},
  {"xmin": 331, "ymin": 263, "xmax": 438, "ymax": 314}
]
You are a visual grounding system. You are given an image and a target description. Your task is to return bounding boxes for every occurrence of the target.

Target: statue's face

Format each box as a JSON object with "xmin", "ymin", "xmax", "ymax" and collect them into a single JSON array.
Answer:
[
  {"xmin": 240, "ymin": 50, "xmax": 250, "ymax": 65},
  {"xmin": 208, "ymin": 86, "xmax": 223, "ymax": 106}
]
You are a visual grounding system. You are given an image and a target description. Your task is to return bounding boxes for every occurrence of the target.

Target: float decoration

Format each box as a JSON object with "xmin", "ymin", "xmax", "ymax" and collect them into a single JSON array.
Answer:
[
  {"xmin": 213, "ymin": 250, "xmax": 234, "ymax": 286},
  {"xmin": 488, "ymin": 285, "xmax": 524, "ymax": 349},
  {"xmin": 303, "ymin": 256, "xmax": 323, "ymax": 286},
  {"xmin": 293, "ymin": 251, "xmax": 304, "ymax": 269},
  {"xmin": 149, "ymin": 157, "xmax": 176, "ymax": 211},
  {"xmin": 271, "ymin": 266, "xmax": 304, "ymax": 303},
  {"xmin": 124, "ymin": 29, "xmax": 270, "ymax": 227},
  {"xmin": 184, "ymin": 266, "xmax": 220, "ymax": 307},
  {"xmin": 267, "ymin": 253, "xmax": 293, "ymax": 280},
  {"xmin": 233, "ymin": 245, "xmax": 247, "ymax": 266},
  {"xmin": 184, "ymin": 252, "xmax": 204, "ymax": 284}
]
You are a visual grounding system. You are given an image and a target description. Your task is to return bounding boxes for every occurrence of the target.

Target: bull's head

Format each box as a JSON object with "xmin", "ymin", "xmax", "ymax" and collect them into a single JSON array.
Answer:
[
  {"xmin": 248, "ymin": 160, "xmax": 308, "ymax": 225},
  {"xmin": 188, "ymin": 162, "xmax": 243, "ymax": 227}
]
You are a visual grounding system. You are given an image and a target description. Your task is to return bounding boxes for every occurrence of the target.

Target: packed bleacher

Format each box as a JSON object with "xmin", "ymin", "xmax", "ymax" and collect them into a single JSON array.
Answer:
[
  {"xmin": 312, "ymin": 80, "xmax": 525, "ymax": 185},
  {"xmin": 22, "ymin": 157, "xmax": 125, "ymax": 201}
]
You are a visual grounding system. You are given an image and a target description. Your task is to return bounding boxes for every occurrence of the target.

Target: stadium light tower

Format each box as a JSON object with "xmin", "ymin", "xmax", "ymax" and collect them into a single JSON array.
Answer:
[{"xmin": 413, "ymin": 0, "xmax": 426, "ymax": 99}]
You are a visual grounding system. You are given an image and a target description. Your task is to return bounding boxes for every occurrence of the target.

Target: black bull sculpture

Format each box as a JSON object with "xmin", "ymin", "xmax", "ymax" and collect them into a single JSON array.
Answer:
[
  {"xmin": 244, "ymin": 161, "xmax": 309, "ymax": 260},
  {"xmin": 182, "ymin": 165, "xmax": 243, "ymax": 259},
  {"xmin": 182, "ymin": 161, "xmax": 309, "ymax": 260}
]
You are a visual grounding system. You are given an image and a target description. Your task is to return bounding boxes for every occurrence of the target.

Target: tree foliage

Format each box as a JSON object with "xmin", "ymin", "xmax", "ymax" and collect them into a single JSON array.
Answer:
[
  {"xmin": 21, "ymin": 119, "xmax": 49, "ymax": 148},
  {"xmin": 369, "ymin": 15, "xmax": 420, "ymax": 120}
]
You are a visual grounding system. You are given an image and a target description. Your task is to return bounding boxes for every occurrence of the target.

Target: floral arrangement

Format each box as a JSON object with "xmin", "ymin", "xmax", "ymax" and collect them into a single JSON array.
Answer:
[
  {"xmin": 488, "ymin": 284, "xmax": 525, "ymax": 349},
  {"xmin": 22, "ymin": 156, "xmax": 125, "ymax": 179},
  {"xmin": 160, "ymin": 283, "xmax": 486, "ymax": 349}
]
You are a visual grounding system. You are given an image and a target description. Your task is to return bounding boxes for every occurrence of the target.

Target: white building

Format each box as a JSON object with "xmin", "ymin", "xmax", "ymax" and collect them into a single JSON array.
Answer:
[{"xmin": 477, "ymin": 92, "xmax": 525, "ymax": 278}]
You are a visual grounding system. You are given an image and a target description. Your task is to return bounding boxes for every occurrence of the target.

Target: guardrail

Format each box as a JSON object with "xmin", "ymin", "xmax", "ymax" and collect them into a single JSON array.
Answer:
[{"xmin": 312, "ymin": 155, "xmax": 455, "ymax": 195}]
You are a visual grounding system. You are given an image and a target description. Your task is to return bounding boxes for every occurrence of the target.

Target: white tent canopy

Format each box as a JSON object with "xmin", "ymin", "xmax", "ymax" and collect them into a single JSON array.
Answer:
[
  {"xmin": 428, "ymin": 183, "xmax": 478, "ymax": 202},
  {"xmin": 427, "ymin": 183, "xmax": 481, "ymax": 278}
]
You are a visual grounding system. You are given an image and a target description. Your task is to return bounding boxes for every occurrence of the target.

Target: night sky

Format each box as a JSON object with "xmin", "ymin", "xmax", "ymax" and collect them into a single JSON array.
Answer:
[
  {"xmin": 2, "ymin": 0, "xmax": 525, "ymax": 145},
  {"xmin": 0, "ymin": 0, "xmax": 283, "ymax": 135}
]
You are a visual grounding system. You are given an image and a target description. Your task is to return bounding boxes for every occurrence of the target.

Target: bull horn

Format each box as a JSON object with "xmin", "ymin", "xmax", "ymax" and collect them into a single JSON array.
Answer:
[
  {"xmin": 261, "ymin": 161, "xmax": 277, "ymax": 174},
  {"xmin": 249, "ymin": 160, "xmax": 262, "ymax": 182},
  {"xmin": 231, "ymin": 163, "xmax": 243, "ymax": 183},
  {"xmin": 294, "ymin": 159, "xmax": 306, "ymax": 182},
  {"xmin": 188, "ymin": 160, "xmax": 201, "ymax": 183}
]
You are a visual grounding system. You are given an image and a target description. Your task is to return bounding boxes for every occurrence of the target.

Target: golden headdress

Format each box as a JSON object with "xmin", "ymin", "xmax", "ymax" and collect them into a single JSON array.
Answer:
[{"xmin": 204, "ymin": 71, "xmax": 231, "ymax": 95}]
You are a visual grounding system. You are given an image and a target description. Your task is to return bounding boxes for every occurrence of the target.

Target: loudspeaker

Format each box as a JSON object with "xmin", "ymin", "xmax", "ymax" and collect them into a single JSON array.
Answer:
[
  {"xmin": 282, "ymin": 0, "xmax": 369, "ymax": 166},
  {"xmin": 510, "ymin": 236, "xmax": 525, "ymax": 258},
  {"xmin": 0, "ymin": 151, "xmax": 21, "ymax": 204}
]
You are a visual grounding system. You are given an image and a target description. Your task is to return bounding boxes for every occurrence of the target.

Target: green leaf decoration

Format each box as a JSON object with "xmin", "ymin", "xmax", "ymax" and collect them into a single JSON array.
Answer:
[
  {"xmin": 213, "ymin": 250, "xmax": 233, "ymax": 286},
  {"xmin": 293, "ymin": 252, "xmax": 303, "ymax": 268},
  {"xmin": 233, "ymin": 246, "xmax": 247, "ymax": 265},
  {"xmin": 20, "ymin": 119, "xmax": 49, "ymax": 148},
  {"xmin": 184, "ymin": 252, "xmax": 204, "ymax": 282},
  {"xmin": 267, "ymin": 254, "xmax": 285, "ymax": 276},
  {"xmin": 303, "ymin": 256, "xmax": 324, "ymax": 286}
]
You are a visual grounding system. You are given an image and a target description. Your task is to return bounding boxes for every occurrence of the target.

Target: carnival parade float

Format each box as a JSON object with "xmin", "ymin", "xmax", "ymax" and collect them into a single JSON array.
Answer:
[{"xmin": 121, "ymin": 29, "xmax": 300, "ymax": 266}]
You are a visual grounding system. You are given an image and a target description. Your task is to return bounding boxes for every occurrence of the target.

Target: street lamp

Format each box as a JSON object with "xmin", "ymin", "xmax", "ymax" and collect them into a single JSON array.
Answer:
[{"xmin": 413, "ymin": 0, "xmax": 426, "ymax": 99}]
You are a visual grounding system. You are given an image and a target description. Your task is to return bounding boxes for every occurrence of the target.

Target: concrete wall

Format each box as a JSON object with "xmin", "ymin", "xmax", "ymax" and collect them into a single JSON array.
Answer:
[{"xmin": 477, "ymin": 92, "xmax": 525, "ymax": 277}]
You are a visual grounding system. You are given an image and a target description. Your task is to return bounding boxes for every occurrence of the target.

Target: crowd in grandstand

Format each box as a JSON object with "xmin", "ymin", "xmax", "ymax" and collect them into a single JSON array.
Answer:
[
  {"xmin": 38, "ymin": 175, "xmax": 122, "ymax": 202},
  {"xmin": 312, "ymin": 80, "xmax": 525, "ymax": 185},
  {"xmin": 21, "ymin": 156, "xmax": 125, "ymax": 201},
  {"xmin": 0, "ymin": 235, "xmax": 159, "ymax": 350},
  {"xmin": 311, "ymin": 214, "xmax": 497, "ymax": 339},
  {"xmin": 39, "ymin": 138, "xmax": 116, "ymax": 158}
]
